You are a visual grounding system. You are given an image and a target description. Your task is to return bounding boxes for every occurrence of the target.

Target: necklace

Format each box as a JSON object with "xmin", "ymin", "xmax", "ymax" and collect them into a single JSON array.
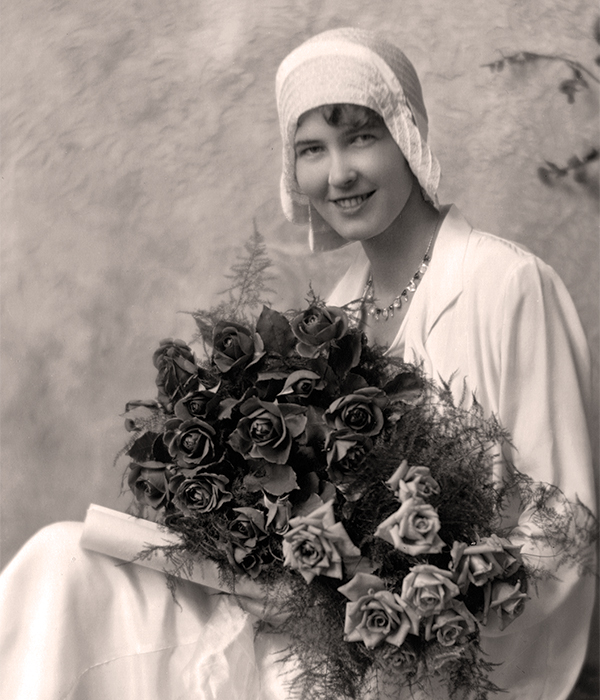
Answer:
[{"xmin": 362, "ymin": 227, "xmax": 437, "ymax": 322}]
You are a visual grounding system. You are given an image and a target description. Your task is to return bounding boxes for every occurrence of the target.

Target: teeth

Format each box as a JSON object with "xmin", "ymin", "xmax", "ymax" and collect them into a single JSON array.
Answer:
[{"xmin": 335, "ymin": 194, "xmax": 370, "ymax": 208}]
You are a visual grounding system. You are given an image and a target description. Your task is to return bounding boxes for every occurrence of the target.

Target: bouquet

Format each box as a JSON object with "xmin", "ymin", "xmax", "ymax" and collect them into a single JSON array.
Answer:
[{"xmin": 117, "ymin": 236, "xmax": 596, "ymax": 699}]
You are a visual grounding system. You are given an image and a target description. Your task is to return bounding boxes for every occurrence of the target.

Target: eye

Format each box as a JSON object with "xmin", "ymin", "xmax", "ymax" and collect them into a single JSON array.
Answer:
[
  {"xmin": 350, "ymin": 132, "xmax": 376, "ymax": 146},
  {"xmin": 295, "ymin": 143, "xmax": 324, "ymax": 158}
]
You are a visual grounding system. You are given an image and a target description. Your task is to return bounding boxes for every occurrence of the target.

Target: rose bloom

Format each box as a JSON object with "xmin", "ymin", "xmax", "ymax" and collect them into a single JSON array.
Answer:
[
  {"xmin": 228, "ymin": 398, "xmax": 307, "ymax": 464},
  {"xmin": 223, "ymin": 507, "xmax": 269, "ymax": 578},
  {"xmin": 374, "ymin": 498, "xmax": 445, "ymax": 556},
  {"xmin": 325, "ymin": 387, "xmax": 388, "ymax": 437},
  {"xmin": 401, "ymin": 564, "xmax": 460, "ymax": 617},
  {"xmin": 163, "ymin": 418, "xmax": 218, "ymax": 468},
  {"xmin": 425, "ymin": 600, "xmax": 477, "ymax": 646},
  {"xmin": 450, "ymin": 535, "xmax": 523, "ymax": 593},
  {"xmin": 277, "ymin": 369, "xmax": 325, "ymax": 401},
  {"xmin": 282, "ymin": 501, "xmax": 364, "ymax": 583},
  {"xmin": 227, "ymin": 507, "xmax": 268, "ymax": 551},
  {"xmin": 128, "ymin": 460, "xmax": 171, "ymax": 510},
  {"xmin": 325, "ymin": 429, "xmax": 373, "ymax": 468},
  {"xmin": 264, "ymin": 494, "xmax": 292, "ymax": 535},
  {"xmin": 169, "ymin": 470, "xmax": 232, "ymax": 516},
  {"xmin": 212, "ymin": 320, "xmax": 265, "ymax": 374},
  {"xmin": 339, "ymin": 573, "xmax": 419, "ymax": 649},
  {"xmin": 386, "ymin": 459, "xmax": 440, "ymax": 503},
  {"xmin": 174, "ymin": 387, "xmax": 220, "ymax": 422},
  {"xmin": 290, "ymin": 305, "xmax": 349, "ymax": 358},
  {"xmin": 152, "ymin": 338, "xmax": 200, "ymax": 410},
  {"xmin": 486, "ymin": 580, "xmax": 528, "ymax": 631}
]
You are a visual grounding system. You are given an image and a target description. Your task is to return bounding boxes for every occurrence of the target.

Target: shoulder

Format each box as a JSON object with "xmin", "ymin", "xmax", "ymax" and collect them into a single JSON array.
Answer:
[{"xmin": 441, "ymin": 207, "xmax": 564, "ymax": 298}]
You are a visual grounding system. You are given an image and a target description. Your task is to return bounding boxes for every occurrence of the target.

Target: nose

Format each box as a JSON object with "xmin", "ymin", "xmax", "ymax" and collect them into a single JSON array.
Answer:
[{"xmin": 328, "ymin": 152, "xmax": 357, "ymax": 189}]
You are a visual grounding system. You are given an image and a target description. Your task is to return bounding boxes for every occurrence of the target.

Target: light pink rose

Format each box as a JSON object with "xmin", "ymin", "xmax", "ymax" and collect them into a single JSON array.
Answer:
[
  {"xmin": 401, "ymin": 564, "xmax": 460, "ymax": 617},
  {"xmin": 282, "ymin": 501, "xmax": 367, "ymax": 583},
  {"xmin": 386, "ymin": 459, "xmax": 440, "ymax": 503},
  {"xmin": 374, "ymin": 498, "xmax": 445, "ymax": 556},
  {"xmin": 339, "ymin": 573, "xmax": 419, "ymax": 649}
]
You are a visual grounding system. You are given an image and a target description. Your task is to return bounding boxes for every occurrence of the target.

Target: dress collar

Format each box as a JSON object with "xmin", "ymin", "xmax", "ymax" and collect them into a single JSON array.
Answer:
[{"xmin": 327, "ymin": 204, "xmax": 474, "ymax": 347}]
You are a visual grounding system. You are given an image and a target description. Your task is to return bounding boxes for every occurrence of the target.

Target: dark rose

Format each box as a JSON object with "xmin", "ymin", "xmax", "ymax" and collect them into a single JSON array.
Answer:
[
  {"xmin": 339, "ymin": 573, "xmax": 419, "ymax": 649},
  {"xmin": 400, "ymin": 565, "xmax": 460, "ymax": 617},
  {"xmin": 127, "ymin": 460, "xmax": 171, "ymax": 509},
  {"xmin": 485, "ymin": 580, "xmax": 528, "ymax": 630},
  {"xmin": 277, "ymin": 369, "xmax": 325, "ymax": 401},
  {"xmin": 169, "ymin": 469, "xmax": 232, "ymax": 515},
  {"xmin": 264, "ymin": 494, "xmax": 292, "ymax": 534},
  {"xmin": 228, "ymin": 398, "xmax": 307, "ymax": 464},
  {"xmin": 212, "ymin": 321, "xmax": 264, "ymax": 374},
  {"xmin": 324, "ymin": 429, "xmax": 373, "ymax": 500},
  {"xmin": 325, "ymin": 388, "xmax": 388, "ymax": 437},
  {"xmin": 386, "ymin": 459, "xmax": 440, "ymax": 503},
  {"xmin": 224, "ymin": 507, "xmax": 268, "ymax": 578},
  {"xmin": 375, "ymin": 499, "xmax": 445, "ymax": 556},
  {"xmin": 325, "ymin": 429, "xmax": 373, "ymax": 468},
  {"xmin": 425, "ymin": 600, "xmax": 477, "ymax": 646},
  {"xmin": 153, "ymin": 338, "xmax": 201, "ymax": 410},
  {"xmin": 291, "ymin": 305, "xmax": 349, "ymax": 358},
  {"xmin": 174, "ymin": 388, "xmax": 220, "ymax": 421},
  {"xmin": 163, "ymin": 418, "xmax": 218, "ymax": 468}
]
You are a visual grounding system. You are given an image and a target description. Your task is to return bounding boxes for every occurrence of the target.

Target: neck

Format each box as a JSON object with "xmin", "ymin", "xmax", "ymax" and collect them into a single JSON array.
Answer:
[{"xmin": 361, "ymin": 179, "xmax": 439, "ymax": 303}]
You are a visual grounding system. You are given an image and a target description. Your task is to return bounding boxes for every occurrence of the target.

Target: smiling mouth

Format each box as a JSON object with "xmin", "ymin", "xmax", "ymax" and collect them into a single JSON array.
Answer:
[{"xmin": 331, "ymin": 191, "xmax": 375, "ymax": 209}]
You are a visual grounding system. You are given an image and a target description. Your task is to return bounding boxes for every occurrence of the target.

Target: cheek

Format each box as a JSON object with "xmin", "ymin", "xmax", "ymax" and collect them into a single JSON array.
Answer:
[
  {"xmin": 295, "ymin": 159, "xmax": 326, "ymax": 199},
  {"xmin": 384, "ymin": 154, "xmax": 414, "ymax": 197}
]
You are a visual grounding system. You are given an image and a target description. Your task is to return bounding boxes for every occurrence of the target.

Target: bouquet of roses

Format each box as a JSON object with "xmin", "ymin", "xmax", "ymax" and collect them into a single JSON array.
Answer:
[{"xmin": 119, "ymin": 292, "xmax": 549, "ymax": 699}]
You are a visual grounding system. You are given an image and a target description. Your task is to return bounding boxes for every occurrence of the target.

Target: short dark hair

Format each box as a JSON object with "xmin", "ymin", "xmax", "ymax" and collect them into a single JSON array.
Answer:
[{"xmin": 299, "ymin": 104, "xmax": 384, "ymax": 130}]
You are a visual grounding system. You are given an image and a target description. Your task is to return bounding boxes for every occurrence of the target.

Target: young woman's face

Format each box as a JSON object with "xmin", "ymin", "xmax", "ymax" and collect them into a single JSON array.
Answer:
[{"xmin": 294, "ymin": 109, "xmax": 414, "ymax": 243}]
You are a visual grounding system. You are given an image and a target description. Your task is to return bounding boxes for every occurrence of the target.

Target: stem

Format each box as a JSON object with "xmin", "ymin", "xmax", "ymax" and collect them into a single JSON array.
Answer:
[{"xmin": 482, "ymin": 51, "xmax": 600, "ymax": 84}]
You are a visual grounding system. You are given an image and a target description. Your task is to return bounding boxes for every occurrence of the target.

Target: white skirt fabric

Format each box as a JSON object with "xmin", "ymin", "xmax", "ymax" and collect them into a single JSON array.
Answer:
[{"xmin": 0, "ymin": 521, "xmax": 293, "ymax": 700}]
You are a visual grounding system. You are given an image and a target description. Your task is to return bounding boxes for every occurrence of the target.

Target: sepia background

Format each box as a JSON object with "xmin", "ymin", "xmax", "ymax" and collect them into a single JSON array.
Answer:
[{"xmin": 1, "ymin": 0, "xmax": 598, "ymax": 693}]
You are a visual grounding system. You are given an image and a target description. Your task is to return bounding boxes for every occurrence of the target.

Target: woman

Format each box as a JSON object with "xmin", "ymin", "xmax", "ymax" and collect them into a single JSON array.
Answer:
[
  {"xmin": 275, "ymin": 27, "xmax": 596, "ymax": 699},
  {"xmin": 0, "ymin": 27, "xmax": 595, "ymax": 700}
]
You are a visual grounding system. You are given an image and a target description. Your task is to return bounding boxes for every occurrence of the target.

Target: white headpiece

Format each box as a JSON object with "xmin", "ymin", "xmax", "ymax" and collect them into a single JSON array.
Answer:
[{"xmin": 276, "ymin": 27, "xmax": 441, "ymax": 251}]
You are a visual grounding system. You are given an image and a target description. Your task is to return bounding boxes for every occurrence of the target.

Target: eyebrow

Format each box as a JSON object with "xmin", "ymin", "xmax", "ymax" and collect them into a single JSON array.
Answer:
[{"xmin": 293, "ymin": 138, "xmax": 321, "ymax": 148}]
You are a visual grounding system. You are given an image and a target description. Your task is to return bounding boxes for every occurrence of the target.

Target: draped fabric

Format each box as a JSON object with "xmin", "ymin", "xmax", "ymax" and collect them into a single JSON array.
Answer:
[{"xmin": 0, "ymin": 520, "xmax": 293, "ymax": 700}]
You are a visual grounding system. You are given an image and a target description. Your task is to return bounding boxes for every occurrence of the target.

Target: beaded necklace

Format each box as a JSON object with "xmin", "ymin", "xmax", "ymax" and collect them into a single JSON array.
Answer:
[{"xmin": 362, "ymin": 215, "xmax": 440, "ymax": 322}]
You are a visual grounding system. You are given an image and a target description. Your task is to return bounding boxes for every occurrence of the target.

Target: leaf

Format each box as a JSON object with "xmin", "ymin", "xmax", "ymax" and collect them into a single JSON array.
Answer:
[
  {"xmin": 127, "ymin": 431, "xmax": 161, "ymax": 462},
  {"xmin": 256, "ymin": 306, "xmax": 296, "ymax": 356},
  {"xmin": 328, "ymin": 333, "xmax": 362, "ymax": 377},
  {"xmin": 383, "ymin": 370, "xmax": 425, "ymax": 404},
  {"xmin": 124, "ymin": 399, "xmax": 161, "ymax": 413},
  {"xmin": 244, "ymin": 464, "xmax": 299, "ymax": 496},
  {"xmin": 340, "ymin": 372, "xmax": 369, "ymax": 394}
]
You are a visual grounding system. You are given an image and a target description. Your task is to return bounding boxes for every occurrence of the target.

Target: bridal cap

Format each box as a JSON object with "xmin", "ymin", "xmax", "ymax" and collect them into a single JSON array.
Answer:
[{"xmin": 276, "ymin": 27, "xmax": 441, "ymax": 251}]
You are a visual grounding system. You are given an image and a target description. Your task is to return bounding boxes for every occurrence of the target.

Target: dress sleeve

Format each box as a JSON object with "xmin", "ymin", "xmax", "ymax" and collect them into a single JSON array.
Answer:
[
  {"xmin": 496, "ymin": 256, "xmax": 594, "ymax": 506},
  {"xmin": 480, "ymin": 254, "xmax": 596, "ymax": 637}
]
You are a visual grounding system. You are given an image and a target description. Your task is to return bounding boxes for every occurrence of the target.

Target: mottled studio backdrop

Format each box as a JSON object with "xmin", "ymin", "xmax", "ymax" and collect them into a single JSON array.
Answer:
[{"xmin": 2, "ymin": 0, "xmax": 598, "ymax": 591}]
